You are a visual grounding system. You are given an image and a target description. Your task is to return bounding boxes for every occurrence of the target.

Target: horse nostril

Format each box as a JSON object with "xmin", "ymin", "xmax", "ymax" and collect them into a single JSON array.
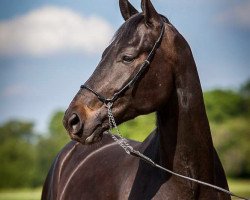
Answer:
[{"xmin": 68, "ymin": 113, "xmax": 83, "ymax": 137}]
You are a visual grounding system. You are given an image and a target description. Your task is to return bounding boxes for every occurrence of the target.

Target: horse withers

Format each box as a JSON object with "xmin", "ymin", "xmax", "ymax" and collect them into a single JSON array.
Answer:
[{"xmin": 42, "ymin": 0, "xmax": 230, "ymax": 199}]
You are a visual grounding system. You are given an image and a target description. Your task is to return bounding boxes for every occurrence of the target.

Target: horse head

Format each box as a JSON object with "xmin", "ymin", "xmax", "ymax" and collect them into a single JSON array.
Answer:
[{"xmin": 63, "ymin": 0, "xmax": 186, "ymax": 144}]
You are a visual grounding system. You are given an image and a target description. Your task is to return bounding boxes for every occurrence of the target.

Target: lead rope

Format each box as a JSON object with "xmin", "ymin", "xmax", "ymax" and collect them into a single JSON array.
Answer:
[
  {"xmin": 106, "ymin": 102, "xmax": 133, "ymax": 154},
  {"xmin": 105, "ymin": 102, "xmax": 249, "ymax": 200}
]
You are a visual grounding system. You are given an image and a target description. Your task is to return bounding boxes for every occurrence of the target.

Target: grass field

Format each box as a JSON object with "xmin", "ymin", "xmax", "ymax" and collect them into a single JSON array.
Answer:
[
  {"xmin": 0, "ymin": 179, "xmax": 249, "ymax": 200},
  {"xmin": 228, "ymin": 179, "xmax": 250, "ymax": 199},
  {"xmin": 0, "ymin": 188, "xmax": 41, "ymax": 200}
]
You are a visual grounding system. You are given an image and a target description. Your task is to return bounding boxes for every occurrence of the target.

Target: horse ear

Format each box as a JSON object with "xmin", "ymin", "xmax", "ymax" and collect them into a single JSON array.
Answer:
[
  {"xmin": 119, "ymin": 0, "xmax": 139, "ymax": 21},
  {"xmin": 141, "ymin": 0, "xmax": 161, "ymax": 27}
]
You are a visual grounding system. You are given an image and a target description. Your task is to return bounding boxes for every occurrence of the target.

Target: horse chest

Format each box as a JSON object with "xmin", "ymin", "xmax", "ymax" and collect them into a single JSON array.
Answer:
[{"xmin": 112, "ymin": 159, "xmax": 192, "ymax": 200}]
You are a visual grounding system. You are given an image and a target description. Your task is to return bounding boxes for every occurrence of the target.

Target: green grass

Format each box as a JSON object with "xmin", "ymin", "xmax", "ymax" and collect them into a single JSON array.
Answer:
[
  {"xmin": 228, "ymin": 179, "xmax": 250, "ymax": 199},
  {"xmin": 0, "ymin": 188, "xmax": 41, "ymax": 200},
  {"xmin": 0, "ymin": 179, "xmax": 249, "ymax": 200}
]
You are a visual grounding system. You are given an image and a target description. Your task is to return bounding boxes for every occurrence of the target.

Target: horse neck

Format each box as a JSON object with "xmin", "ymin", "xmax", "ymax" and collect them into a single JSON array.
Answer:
[{"xmin": 156, "ymin": 51, "xmax": 215, "ymax": 184}]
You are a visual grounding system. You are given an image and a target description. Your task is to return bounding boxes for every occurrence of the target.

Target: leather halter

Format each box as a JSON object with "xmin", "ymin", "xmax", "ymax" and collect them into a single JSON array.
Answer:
[{"xmin": 80, "ymin": 23, "xmax": 165, "ymax": 105}]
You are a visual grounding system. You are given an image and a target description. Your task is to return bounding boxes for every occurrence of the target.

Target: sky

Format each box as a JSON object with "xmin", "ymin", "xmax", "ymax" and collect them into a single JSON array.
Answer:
[{"xmin": 0, "ymin": 0, "xmax": 249, "ymax": 133}]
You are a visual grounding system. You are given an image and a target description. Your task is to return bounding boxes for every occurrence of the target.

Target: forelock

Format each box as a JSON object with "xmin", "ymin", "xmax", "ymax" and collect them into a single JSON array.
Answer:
[
  {"xmin": 111, "ymin": 14, "xmax": 169, "ymax": 44},
  {"xmin": 112, "ymin": 14, "xmax": 144, "ymax": 43}
]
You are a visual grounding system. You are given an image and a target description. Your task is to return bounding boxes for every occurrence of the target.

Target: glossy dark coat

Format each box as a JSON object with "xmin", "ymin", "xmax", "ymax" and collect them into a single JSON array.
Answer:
[{"xmin": 42, "ymin": 0, "xmax": 230, "ymax": 199}]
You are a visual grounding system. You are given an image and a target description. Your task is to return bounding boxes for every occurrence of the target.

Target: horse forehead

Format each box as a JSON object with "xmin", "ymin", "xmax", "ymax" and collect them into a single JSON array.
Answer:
[
  {"xmin": 113, "ymin": 17, "xmax": 148, "ymax": 45},
  {"xmin": 114, "ymin": 28, "xmax": 143, "ymax": 47}
]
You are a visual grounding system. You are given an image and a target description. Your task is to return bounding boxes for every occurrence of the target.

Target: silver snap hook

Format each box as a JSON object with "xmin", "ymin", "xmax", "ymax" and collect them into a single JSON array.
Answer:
[
  {"xmin": 125, "ymin": 146, "xmax": 133, "ymax": 155},
  {"xmin": 105, "ymin": 102, "xmax": 113, "ymax": 109}
]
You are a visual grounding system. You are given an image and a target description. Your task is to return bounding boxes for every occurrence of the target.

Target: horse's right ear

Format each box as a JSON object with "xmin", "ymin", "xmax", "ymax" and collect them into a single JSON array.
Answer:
[
  {"xmin": 141, "ymin": 0, "xmax": 161, "ymax": 27},
  {"xmin": 119, "ymin": 0, "xmax": 139, "ymax": 21}
]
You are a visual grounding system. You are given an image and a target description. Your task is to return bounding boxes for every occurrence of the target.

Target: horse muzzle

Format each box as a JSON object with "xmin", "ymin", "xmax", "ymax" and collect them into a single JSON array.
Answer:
[{"xmin": 63, "ymin": 108, "xmax": 108, "ymax": 145}]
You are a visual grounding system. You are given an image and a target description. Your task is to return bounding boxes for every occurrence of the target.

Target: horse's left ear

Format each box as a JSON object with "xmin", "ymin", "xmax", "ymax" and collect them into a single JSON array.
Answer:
[
  {"xmin": 119, "ymin": 0, "xmax": 139, "ymax": 21},
  {"xmin": 141, "ymin": 0, "xmax": 161, "ymax": 27}
]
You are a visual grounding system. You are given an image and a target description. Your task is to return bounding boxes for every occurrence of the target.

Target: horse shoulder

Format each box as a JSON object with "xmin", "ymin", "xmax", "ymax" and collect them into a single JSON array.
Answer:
[{"xmin": 42, "ymin": 134, "xmax": 142, "ymax": 200}]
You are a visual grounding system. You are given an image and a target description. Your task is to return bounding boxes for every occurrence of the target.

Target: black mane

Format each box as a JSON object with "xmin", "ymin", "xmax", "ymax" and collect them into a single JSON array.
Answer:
[
  {"xmin": 113, "ymin": 14, "xmax": 169, "ymax": 43},
  {"xmin": 113, "ymin": 14, "xmax": 144, "ymax": 42}
]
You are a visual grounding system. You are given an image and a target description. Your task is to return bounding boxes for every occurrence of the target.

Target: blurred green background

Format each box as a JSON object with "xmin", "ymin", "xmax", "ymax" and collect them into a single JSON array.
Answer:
[{"xmin": 0, "ymin": 80, "xmax": 249, "ymax": 199}]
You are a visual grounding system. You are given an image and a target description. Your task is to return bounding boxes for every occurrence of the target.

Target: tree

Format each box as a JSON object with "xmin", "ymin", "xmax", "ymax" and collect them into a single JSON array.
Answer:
[
  {"xmin": 119, "ymin": 113, "xmax": 155, "ymax": 141},
  {"xmin": 240, "ymin": 79, "xmax": 250, "ymax": 97},
  {"xmin": 210, "ymin": 117, "xmax": 250, "ymax": 177},
  {"xmin": 203, "ymin": 82, "xmax": 250, "ymax": 177},
  {"xmin": 204, "ymin": 90, "xmax": 246, "ymax": 122},
  {"xmin": 0, "ymin": 121, "xmax": 37, "ymax": 188},
  {"xmin": 240, "ymin": 80, "xmax": 250, "ymax": 117},
  {"xmin": 1, "ymin": 80, "xmax": 250, "ymax": 189},
  {"xmin": 35, "ymin": 111, "xmax": 70, "ymax": 186}
]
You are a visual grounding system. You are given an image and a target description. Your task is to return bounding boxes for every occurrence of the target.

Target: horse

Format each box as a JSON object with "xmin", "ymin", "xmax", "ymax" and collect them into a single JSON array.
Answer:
[{"xmin": 42, "ymin": 0, "xmax": 230, "ymax": 199}]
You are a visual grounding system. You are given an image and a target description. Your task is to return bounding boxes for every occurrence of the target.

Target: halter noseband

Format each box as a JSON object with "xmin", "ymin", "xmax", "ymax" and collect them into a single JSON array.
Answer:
[{"xmin": 80, "ymin": 23, "xmax": 165, "ymax": 105}]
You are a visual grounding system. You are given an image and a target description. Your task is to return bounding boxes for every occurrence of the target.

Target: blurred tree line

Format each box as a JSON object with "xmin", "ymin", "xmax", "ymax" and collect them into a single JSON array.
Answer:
[
  {"xmin": 0, "ymin": 112, "xmax": 69, "ymax": 188},
  {"xmin": 0, "ymin": 80, "xmax": 249, "ymax": 188}
]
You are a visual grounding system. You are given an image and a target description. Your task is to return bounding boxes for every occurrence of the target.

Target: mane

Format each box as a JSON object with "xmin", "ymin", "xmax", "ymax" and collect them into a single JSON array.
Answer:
[
  {"xmin": 112, "ymin": 14, "xmax": 144, "ymax": 42},
  {"xmin": 112, "ymin": 14, "xmax": 169, "ymax": 43}
]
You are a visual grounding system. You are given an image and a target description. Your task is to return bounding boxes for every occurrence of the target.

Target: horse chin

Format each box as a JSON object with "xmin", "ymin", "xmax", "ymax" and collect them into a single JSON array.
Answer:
[
  {"xmin": 85, "ymin": 128, "xmax": 104, "ymax": 145},
  {"xmin": 72, "ymin": 124, "xmax": 108, "ymax": 145}
]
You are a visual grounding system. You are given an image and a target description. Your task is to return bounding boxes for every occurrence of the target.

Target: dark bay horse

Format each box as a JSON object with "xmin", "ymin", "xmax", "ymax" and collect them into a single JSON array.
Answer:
[{"xmin": 42, "ymin": 0, "xmax": 230, "ymax": 199}]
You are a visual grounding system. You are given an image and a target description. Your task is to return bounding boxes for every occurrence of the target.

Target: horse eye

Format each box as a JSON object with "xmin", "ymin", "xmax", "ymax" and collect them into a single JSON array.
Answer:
[{"xmin": 122, "ymin": 55, "xmax": 135, "ymax": 64}]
